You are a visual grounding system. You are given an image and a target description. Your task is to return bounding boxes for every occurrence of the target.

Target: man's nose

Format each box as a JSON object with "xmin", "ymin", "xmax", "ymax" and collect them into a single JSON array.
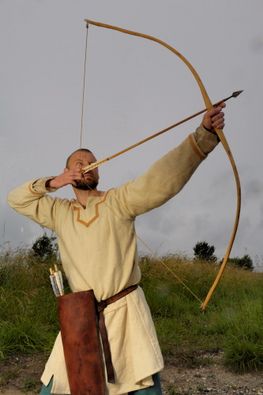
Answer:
[{"xmin": 79, "ymin": 162, "xmax": 92, "ymax": 171}]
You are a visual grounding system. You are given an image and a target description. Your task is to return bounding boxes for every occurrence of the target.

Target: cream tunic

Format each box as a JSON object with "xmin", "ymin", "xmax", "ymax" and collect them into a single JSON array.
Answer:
[{"xmin": 8, "ymin": 127, "xmax": 218, "ymax": 394}]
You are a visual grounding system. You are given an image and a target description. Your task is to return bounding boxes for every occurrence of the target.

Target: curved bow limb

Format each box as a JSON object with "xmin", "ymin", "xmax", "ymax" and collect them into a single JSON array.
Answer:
[
  {"xmin": 85, "ymin": 19, "xmax": 211, "ymax": 107},
  {"xmin": 84, "ymin": 19, "xmax": 241, "ymax": 311},
  {"xmin": 200, "ymin": 129, "xmax": 241, "ymax": 311}
]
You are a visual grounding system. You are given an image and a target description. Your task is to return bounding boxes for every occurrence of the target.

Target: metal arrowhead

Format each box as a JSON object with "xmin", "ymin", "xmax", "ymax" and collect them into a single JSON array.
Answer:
[{"xmin": 232, "ymin": 90, "xmax": 243, "ymax": 97}]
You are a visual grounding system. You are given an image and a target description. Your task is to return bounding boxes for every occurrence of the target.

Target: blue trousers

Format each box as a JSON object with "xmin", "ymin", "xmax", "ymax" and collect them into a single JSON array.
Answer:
[{"xmin": 40, "ymin": 373, "xmax": 162, "ymax": 394}]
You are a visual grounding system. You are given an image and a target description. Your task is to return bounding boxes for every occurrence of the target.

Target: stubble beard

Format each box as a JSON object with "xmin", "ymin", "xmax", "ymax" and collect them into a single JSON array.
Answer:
[{"xmin": 73, "ymin": 179, "xmax": 98, "ymax": 191}]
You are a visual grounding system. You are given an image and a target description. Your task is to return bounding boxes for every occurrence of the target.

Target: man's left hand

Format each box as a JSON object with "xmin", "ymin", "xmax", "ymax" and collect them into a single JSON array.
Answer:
[{"xmin": 202, "ymin": 102, "xmax": 225, "ymax": 132}]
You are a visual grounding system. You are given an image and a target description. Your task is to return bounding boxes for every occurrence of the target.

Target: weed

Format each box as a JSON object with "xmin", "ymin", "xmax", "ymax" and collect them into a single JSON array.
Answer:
[
  {"xmin": 0, "ymin": 369, "xmax": 19, "ymax": 386},
  {"xmin": 22, "ymin": 377, "xmax": 39, "ymax": 392}
]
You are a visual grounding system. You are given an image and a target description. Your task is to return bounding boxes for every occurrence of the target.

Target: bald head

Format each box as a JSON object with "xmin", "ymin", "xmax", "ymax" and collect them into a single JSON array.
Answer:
[
  {"xmin": 65, "ymin": 148, "xmax": 99, "ymax": 191},
  {"xmin": 66, "ymin": 148, "xmax": 93, "ymax": 169}
]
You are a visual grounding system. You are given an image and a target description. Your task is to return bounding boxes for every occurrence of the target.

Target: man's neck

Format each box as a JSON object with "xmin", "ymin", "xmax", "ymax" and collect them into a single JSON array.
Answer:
[{"xmin": 73, "ymin": 188, "xmax": 104, "ymax": 208}]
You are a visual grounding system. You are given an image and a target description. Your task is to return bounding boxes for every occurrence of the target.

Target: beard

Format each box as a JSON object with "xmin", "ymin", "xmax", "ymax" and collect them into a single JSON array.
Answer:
[{"xmin": 73, "ymin": 179, "xmax": 98, "ymax": 191}]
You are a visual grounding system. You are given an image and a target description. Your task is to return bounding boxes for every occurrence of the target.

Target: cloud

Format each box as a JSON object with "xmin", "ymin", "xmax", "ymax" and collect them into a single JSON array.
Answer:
[
  {"xmin": 250, "ymin": 36, "xmax": 263, "ymax": 52},
  {"xmin": 0, "ymin": 203, "xmax": 47, "ymax": 251},
  {"xmin": 244, "ymin": 179, "xmax": 263, "ymax": 199},
  {"xmin": 1, "ymin": 0, "xmax": 263, "ymax": 265}
]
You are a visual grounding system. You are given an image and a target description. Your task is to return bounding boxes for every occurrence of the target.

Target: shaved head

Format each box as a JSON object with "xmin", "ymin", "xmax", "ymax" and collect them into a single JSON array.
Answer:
[
  {"xmin": 66, "ymin": 148, "xmax": 92, "ymax": 169},
  {"xmin": 65, "ymin": 148, "xmax": 99, "ymax": 191}
]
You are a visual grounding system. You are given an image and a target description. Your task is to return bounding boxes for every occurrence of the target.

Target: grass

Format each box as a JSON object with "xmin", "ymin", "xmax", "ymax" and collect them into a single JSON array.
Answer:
[
  {"xmin": 140, "ymin": 255, "xmax": 263, "ymax": 372},
  {"xmin": 0, "ymin": 250, "xmax": 59, "ymax": 358},
  {"xmin": 0, "ymin": 249, "xmax": 263, "ymax": 373}
]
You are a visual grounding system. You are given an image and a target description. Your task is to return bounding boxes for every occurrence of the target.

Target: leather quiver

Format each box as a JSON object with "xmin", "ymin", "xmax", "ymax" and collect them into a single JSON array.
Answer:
[{"xmin": 58, "ymin": 290, "xmax": 106, "ymax": 395}]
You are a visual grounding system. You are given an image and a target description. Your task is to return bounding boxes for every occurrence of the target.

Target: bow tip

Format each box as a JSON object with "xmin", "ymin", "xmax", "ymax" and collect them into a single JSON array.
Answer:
[{"xmin": 200, "ymin": 300, "xmax": 209, "ymax": 312}]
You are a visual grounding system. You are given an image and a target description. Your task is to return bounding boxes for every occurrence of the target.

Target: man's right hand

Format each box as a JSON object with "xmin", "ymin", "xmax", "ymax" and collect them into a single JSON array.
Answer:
[{"xmin": 48, "ymin": 169, "xmax": 83, "ymax": 189}]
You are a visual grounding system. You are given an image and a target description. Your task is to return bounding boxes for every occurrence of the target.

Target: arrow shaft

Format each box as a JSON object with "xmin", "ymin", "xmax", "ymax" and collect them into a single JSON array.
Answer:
[{"xmin": 82, "ymin": 92, "xmax": 241, "ymax": 173}]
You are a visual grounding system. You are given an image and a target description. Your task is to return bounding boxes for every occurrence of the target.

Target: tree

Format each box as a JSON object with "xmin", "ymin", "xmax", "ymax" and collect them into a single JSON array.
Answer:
[
  {"xmin": 32, "ymin": 232, "xmax": 58, "ymax": 261},
  {"xmin": 193, "ymin": 241, "xmax": 217, "ymax": 262},
  {"xmin": 228, "ymin": 254, "xmax": 254, "ymax": 271}
]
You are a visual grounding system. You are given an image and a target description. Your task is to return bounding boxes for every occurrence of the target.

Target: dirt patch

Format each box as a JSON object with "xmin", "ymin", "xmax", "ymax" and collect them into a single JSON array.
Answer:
[
  {"xmin": 162, "ymin": 352, "xmax": 263, "ymax": 394},
  {"xmin": 0, "ymin": 353, "xmax": 46, "ymax": 394},
  {"xmin": 0, "ymin": 352, "xmax": 263, "ymax": 394}
]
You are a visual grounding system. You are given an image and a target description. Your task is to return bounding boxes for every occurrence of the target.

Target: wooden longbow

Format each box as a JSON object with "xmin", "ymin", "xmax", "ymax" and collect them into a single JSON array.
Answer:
[{"xmin": 82, "ymin": 19, "xmax": 242, "ymax": 311}]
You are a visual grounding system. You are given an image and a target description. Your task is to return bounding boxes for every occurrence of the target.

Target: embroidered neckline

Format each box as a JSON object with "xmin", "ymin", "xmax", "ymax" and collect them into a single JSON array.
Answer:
[{"xmin": 72, "ymin": 191, "xmax": 109, "ymax": 227}]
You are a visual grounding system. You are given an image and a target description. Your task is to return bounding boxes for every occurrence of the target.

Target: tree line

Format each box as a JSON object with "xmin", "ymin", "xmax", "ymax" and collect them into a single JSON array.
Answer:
[
  {"xmin": 31, "ymin": 233, "xmax": 254, "ymax": 271},
  {"xmin": 193, "ymin": 241, "xmax": 254, "ymax": 271}
]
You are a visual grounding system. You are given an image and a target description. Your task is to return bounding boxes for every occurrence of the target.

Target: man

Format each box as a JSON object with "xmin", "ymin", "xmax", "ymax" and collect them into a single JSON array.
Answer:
[{"xmin": 8, "ymin": 104, "xmax": 225, "ymax": 395}]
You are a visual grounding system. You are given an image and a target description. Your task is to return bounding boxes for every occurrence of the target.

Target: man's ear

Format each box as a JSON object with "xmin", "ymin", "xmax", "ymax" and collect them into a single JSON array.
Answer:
[{"xmin": 63, "ymin": 168, "xmax": 69, "ymax": 173}]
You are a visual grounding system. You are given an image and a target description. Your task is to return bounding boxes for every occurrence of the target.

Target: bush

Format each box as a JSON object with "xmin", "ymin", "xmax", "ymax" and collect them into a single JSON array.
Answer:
[
  {"xmin": 31, "ymin": 233, "xmax": 58, "ymax": 261},
  {"xmin": 228, "ymin": 254, "xmax": 254, "ymax": 271},
  {"xmin": 193, "ymin": 241, "xmax": 217, "ymax": 262}
]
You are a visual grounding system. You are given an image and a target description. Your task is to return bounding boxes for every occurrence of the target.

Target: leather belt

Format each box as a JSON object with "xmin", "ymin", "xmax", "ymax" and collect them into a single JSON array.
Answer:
[{"xmin": 97, "ymin": 284, "xmax": 138, "ymax": 383}]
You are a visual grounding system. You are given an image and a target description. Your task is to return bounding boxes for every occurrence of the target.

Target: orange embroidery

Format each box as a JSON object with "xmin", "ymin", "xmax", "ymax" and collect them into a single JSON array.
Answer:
[
  {"xmin": 28, "ymin": 183, "xmax": 44, "ymax": 195},
  {"xmin": 73, "ymin": 191, "xmax": 109, "ymax": 227},
  {"xmin": 188, "ymin": 134, "xmax": 206, "ymax": 160}
]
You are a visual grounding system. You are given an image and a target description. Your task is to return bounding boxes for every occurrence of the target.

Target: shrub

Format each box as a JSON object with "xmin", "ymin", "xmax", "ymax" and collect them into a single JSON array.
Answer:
[{"xmin": 193, "ymin": 241, "xmax": 217, "ymax": 262}]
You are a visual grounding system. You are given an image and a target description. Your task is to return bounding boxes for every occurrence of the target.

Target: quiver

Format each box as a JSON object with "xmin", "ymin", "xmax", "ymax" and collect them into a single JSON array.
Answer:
[{"xmin": 58, "ymin": 290, "xmax": 106, "ymax": 395}]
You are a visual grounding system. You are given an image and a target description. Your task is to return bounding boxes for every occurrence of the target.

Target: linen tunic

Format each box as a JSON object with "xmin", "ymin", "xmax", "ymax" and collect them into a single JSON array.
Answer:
[{"xmin": 8, "ymin": 127, "xmax": 218, "ymax": 395}]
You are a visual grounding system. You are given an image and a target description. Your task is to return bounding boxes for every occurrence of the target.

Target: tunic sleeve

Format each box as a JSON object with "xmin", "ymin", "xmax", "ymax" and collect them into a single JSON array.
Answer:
[
  {"xmin": 7, "ymin": 177, "xmax": 64, "ymax": 231},
  {"xmin": 113, "ymin": 126, "xmax": 219, "ymax": 218}
]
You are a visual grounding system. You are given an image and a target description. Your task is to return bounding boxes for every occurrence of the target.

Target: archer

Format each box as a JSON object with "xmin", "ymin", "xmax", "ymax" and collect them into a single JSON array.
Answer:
[{"xmin": 8, "ymin": 104, "xmax": 224, "ymax": 395}]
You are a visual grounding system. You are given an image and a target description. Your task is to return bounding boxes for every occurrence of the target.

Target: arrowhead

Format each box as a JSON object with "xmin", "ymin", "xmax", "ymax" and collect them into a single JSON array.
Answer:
[{"xmin": 232, "ymin": 90, "xmax": 243, "ymax": 97}]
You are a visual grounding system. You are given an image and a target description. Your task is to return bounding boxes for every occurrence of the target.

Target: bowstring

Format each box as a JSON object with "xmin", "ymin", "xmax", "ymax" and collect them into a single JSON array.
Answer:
[
  {"xmin": 83, "ymin": 182, "xmax": 202, "ymax": 304},
  {"xmin": 79, "ymin": 23, "xmax": 202, "ymax": 304},
  {"xmin": 137, "ymin": 235, "xmax": 202, "ymax": 304},
  {"xmin": 79, "ymin": 23, "xmax": 89, "ymax": 148}
]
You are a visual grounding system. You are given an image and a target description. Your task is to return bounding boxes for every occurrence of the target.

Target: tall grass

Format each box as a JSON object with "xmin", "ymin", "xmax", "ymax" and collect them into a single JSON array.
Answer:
[
  {"xmin": 0, "ymin": 250, "xmax": 59, "ymax": 358},
  {"xmin": 0, "ymin": 250, "xmax": 263, "ymax": 373},
  {"xmin": 140, "ymin": 255, "xmax": 263, "ymax": 372}
]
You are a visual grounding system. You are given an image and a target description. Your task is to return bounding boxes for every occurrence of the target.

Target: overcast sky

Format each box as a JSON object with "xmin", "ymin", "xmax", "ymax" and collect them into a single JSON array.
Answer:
[{"xmin": 1, "ymin": 0, "xmax": 263, "ymax": 268}]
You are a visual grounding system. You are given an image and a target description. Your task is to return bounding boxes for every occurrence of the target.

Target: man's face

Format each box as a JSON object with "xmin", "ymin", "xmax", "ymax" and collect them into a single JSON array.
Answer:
[{"xmin": 67, "ymin": 150, "xmax": 99, "ymax": 190}]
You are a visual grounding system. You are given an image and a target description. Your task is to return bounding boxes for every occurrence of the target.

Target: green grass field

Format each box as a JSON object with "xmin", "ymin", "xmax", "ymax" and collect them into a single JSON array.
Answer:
[{"xmin": 0, "ymin": 250, "xmax": 263, "ymax": 373}]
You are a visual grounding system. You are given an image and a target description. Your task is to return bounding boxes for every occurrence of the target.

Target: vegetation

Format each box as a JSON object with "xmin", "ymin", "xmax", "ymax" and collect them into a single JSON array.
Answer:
[
  {"xmin": 193, "ymin": 241, "xmax": 217, "ymax": 262},
  {"xmin": 227, "ymin": 254, "xmax": 254, "ymax": 271},
  {"xmin": 193, "ymin": 241, "xmax": 254, "ymax": 271},
  {"xmin": 0, "ymin": 247, "xmax": 263, "ymax": 374},
  {"xmin": 31, "ymin": 232, "xmax": 58, "ymax": 261},
  {"xmin": 0, "ymin": 248, "xmax": 59, "ymax": 359}
]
